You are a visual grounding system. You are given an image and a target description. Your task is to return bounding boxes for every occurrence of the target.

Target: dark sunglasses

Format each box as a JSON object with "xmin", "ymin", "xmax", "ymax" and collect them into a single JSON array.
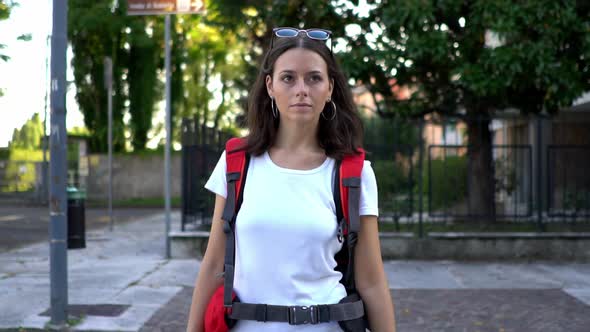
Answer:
[{"xmin": 270, "ymin": 27, "xmax": 333, "ymax": 52}]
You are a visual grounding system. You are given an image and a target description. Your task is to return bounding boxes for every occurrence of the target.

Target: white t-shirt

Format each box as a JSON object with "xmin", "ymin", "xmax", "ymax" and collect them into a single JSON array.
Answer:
[{"xmin": 205, "ymin": 150, "xmax": 378, "ymax": 332}]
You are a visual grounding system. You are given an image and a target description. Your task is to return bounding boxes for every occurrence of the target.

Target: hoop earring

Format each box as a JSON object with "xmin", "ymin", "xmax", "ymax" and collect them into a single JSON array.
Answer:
[
  {"xmin": 271, "ymin": 97, "xmax": 278, "ymax": 118},
  {"xmin": 321, "ymin": 100, "xmax": 337, "ymax": 121}
]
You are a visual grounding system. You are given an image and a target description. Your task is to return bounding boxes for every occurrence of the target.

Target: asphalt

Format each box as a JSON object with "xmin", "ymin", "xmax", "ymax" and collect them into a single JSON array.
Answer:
[
  {"xmin": 0, "ymin": 205, "xmax": 162, "ymax": 251},
  {"xmin": 1, "ymin": 210, "xmax": 590, "ymax": 331}
]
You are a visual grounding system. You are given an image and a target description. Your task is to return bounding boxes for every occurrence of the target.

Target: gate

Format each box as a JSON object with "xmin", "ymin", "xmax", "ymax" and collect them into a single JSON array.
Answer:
[{"xmin": 180, "ymin": 118, "xmax": 231, "ymax": 230}]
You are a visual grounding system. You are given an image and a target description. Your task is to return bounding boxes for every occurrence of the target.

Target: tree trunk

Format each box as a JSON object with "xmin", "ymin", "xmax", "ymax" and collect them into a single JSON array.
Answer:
[{"xmin": 466, "ymin": 113, "xmax": 496, "ymax": 222}]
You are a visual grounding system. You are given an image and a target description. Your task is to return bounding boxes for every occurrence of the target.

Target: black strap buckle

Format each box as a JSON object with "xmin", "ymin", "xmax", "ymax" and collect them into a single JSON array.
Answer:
[{"xmin": 288, "ymin": 305, "xmax": 319, "ymax": 325}]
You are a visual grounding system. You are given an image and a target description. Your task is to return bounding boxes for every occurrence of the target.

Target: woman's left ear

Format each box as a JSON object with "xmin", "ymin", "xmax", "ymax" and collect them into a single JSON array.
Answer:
[
  {"xmin": 329, "ymin": 78, "xmax": 334, "ymax": 98},
  {"xmin": 266, "ymin": 75, "xmax": 273, "ymax": 97}
]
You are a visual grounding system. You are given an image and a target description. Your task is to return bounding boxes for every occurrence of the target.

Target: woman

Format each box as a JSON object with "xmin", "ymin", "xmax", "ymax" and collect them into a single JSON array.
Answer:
[{"xmin": 186, "ymin": 27, "xmax": 396, "ymax": 332}]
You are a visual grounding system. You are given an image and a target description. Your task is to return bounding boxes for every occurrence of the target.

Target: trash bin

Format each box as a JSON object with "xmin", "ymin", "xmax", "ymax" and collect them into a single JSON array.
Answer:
[{"xmin": 67, "ymin": 186, "xmax": 86, "ymax": 249}]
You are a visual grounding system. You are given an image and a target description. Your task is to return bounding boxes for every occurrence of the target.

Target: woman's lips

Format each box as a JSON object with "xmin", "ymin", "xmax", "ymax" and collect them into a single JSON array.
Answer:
[{"xmin": 291, "ymin": 103, "xmax": 312, "ymax": 107}]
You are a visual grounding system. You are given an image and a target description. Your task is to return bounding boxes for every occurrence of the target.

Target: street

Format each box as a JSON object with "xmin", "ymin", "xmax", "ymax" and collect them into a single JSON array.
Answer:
[{"xmin": 0, "ymin": 205, "xmax": 163, "ymax": 252}]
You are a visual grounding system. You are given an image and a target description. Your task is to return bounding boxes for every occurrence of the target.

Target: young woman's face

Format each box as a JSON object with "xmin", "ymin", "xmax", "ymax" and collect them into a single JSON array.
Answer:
[{"xmin": 266, "ymin": 48, "xmax": 333, "ymax": 125}]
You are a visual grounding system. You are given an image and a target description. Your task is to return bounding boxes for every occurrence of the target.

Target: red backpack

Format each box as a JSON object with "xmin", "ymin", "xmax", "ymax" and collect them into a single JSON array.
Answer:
[{"xmin": 204, "ymin": 137, "xmax": 368, "ymax": 332}]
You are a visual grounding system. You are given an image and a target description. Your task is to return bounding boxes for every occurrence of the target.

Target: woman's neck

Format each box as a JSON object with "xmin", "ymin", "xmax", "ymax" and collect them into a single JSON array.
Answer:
[
  {"xmin": 269, "ymin": 122, "xmax": 327, "ymax": 170},
  {"xmin": 273, "ymin": 121, "xmax": 322, "ymax": 153}
]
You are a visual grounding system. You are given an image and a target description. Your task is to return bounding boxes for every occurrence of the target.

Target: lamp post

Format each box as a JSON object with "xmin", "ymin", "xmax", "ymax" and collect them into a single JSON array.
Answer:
[{"xmin": 48, "ymin": 0, "xmax": 68, "ymax": 327}]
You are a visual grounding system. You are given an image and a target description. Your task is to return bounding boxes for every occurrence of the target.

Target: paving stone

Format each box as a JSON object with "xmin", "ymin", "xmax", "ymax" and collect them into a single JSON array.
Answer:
[
  {"xmin": 392, "ymin": 289, "xmax": 590, "ymax": 332},
  {"xmin": 139, "ymin": 287, "xmax": 193, "ymax": 332}
]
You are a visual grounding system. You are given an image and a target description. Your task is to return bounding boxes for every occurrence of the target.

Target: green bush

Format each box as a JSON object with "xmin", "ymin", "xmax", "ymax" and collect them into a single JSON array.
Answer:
[
  {"xmin": 372, "ymin": 159, "xmax": 414, "ymax": 215},
  {"xmin": 0, "ymin": 148, "xmax": 8, "ymax": 160},
  {"xmin": 1, "ymin": 149, "xmax": 44, "ymax": 192},
  {"xmin": 2, "ymin": 161, "xmax": 37, "ymax": 192},
  {"xmin": 422, "ymin": 155, "xmax": 468, "ymax": 211}
]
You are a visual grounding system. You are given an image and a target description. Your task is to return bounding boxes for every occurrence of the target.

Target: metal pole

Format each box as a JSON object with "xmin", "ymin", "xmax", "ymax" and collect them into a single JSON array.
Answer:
[
  {"xmin": 108, "ymin": 83, "xmax": 113, "ymax": 231},
  {"xmin": 105, "ymin": 57, "xmax": 114, "ymax": 232},
  {"xmin": 417, "ymin": 119, "xmax": 424, "ymax": 238},
  {"xmin": 43, "ymin": 35, "xmax": 50, "ymax": 205},
  {"xmin": 164, "ymin": 14, "xmax": 172, "ymax": 259},
  {"xmin": 536, "ymin": 116, "xmax": 545, "ymax": 231},
  {"xmin": 49, "ymin": 0, "xmax": 68, "ymax": 327}
]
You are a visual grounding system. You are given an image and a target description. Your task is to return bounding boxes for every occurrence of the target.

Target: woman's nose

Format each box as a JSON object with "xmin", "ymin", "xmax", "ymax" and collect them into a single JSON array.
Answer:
[{"xmin": 295, "ymin": 79, "xmax": 309, "ymax": 97}]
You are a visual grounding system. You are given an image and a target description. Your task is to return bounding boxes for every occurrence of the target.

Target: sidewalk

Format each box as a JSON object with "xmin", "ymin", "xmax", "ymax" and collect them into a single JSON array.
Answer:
[{"xmin": 0, "ymin": 212, "xmax": 589, "ymax": 331}]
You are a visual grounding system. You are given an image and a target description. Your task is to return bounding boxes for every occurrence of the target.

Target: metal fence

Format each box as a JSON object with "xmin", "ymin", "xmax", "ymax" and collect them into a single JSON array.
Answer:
[
  {"xmin": 179, "ymin": 114, "xmax": 590, "ymax": 232},
  {"xmin": 0, "ymin": 113, "xmax": 545, "ymax": 232},
  {"xmin": 547, "ymin": 145, "xmax": 590, "ymax": 219},
  {"xmin": 424, "ymin": 144, "xmax": 533, "ymax": 219},
  {"xmin": 364, "ymin": 114, "xmax": 590, "ymax": 233},
  {"xmin": 180, "ymin": 118, "xmax": 232, "ymax": 230}
]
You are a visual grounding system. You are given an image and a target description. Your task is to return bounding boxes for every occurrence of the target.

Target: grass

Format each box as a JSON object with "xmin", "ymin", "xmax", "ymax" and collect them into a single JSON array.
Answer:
[
  {"xmin": 67, "ymin": 315, "xmax": 85, "ymax": 327},
  {"xmin": 378, "ymin": 220, "xmax": 590, "ymax": 234}
]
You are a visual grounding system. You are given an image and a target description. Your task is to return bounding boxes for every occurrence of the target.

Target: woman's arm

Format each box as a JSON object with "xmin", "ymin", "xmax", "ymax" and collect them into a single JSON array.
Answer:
[
  {"xmin": 354, "ymin": 215, "xmax": 396, "ymax": 332},
  {"xmin": 186, "ymin": 195, "xmax": 228, "ymax": 332}
]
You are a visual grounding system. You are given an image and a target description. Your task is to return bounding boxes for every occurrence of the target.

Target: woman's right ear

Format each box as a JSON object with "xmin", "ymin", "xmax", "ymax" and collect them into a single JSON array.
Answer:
[{"xmin": 266, "ymin": 75, "xmax": 273, "ymax": 97}]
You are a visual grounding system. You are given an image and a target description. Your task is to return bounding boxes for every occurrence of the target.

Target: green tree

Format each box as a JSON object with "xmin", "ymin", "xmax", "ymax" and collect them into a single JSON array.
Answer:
[
  {"xmin": 4, "ymin": 113, "xmax": 43, "ymax": 191},
  {"xmin": 345, "ymin": 0, "xmax": 590, "ymax": 219},
  {"xmin": 209, "ymin": 0, "xmax": 357, "ymax": 121},
  {"xmin": 127, "ymin": 15, "xmax": 163, "ymax": 151},
  {"xmin": 0, "ymin": 0, "xmax": 15, "ymax": 63},
  {"xmin": 163, "ymin": 5, "xmax": 252, "ymax": 145},
  {"xmin": 8, "ymin": 113, "xmax": 43, "ymax": 150},
  {"xmin": 69, "ymin": 0, "xmax": 168, "ymax": 152},
  {"xmin": 68, "ymin": 0, "xmax": 127, "ymax": 152}
]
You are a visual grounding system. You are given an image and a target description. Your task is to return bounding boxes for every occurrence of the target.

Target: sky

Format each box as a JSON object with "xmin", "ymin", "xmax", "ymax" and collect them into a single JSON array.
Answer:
[{"xmin": 0, "ymin": 0, "xmax": 84, "ymax": 148}]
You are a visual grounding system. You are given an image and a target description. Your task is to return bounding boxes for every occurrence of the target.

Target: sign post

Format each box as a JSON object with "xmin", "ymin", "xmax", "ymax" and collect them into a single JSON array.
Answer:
[{"xmin": 127, "ymin": 0, "xmax": 204, "ymax": 259}]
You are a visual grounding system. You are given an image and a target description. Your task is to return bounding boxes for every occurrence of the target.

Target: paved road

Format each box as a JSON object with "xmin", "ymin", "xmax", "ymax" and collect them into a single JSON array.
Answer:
[
  {"xmin": 142, "ymin": 287, "xmax": 590, "ymax": 332},
  {"xmin": 0, "ymin": 205, "xmax": 163, "ymax": 252},
  {"xmin": 1, "ymin": 211, "xmax": 590, "ymax": 331}
]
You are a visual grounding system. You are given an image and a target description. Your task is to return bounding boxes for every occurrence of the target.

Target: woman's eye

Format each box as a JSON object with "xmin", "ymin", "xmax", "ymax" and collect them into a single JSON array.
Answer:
[
  {"xmin": 281, "ymin": 75, "xmax": 293, "ymax": 82},
  {"xmin": 310, "ymin": 75, "xmax": 323, "ymax": 82}
]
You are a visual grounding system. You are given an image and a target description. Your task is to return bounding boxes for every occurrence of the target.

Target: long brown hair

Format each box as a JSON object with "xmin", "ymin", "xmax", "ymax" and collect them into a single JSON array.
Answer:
[{"xmin": 244, "ymin": 34, "xmax": 363, "ymax": 160}]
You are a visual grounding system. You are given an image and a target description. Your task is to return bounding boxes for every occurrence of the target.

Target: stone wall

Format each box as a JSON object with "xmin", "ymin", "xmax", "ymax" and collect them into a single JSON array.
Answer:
[
  {"xmin": 86, "ymin": 153, "xmax": 182, "ymax": 201},
  {"xmin": 169, "ymin": 231, "xmax": 590, "ymax": 261}
]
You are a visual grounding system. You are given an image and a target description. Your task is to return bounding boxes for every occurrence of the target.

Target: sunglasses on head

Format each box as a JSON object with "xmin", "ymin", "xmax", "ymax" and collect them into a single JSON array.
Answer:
[{"xmin": 270, "ymin": 27, "xmax": 333, "ymax": 52}]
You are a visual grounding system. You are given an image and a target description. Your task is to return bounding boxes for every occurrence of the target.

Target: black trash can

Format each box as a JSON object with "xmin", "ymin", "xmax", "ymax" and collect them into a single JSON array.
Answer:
[{"xmin": 67, "ymin": 186, "xmax": 86, "ymax": 249}]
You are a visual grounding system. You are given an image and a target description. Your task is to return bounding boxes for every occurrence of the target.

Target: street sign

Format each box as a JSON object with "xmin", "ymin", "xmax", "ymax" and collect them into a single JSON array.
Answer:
[{"xmin": 127, "ymin": 0, "xmax": 204, "ymax": 15}]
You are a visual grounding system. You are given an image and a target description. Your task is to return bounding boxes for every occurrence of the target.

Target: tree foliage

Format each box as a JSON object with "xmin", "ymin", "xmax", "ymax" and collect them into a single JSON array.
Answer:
[
  {"xmin": 0, "ymin": 1, "xmax": 31, "ymax": 62},
  {"xmin": 67, "ymin": 0, "xmax": 252, "ymax": 151},
  {"xmin": 173, "ymin": 14, "xmax": 247, "ymax": 129},
  {"xmin": 210, "ymin": 0, "xmax": 359, "ymax": 108},
  {"xmin": 0, "ymin": 0, "xmax": 14, "ymax": 63},
  {"xmin": 345, "ymin": 0, "xmax": 590, "ymax": 117},
  {"xmin": 4, "ymin": 113, "xmax": 44, "ymax": 192},
  {"xmin": 1, "ymin": 1, "xmax": 31, "ymax": 97},
  {"xmin": 8, "ymin": 113, "xmax": 43, "ymax": 150},
  {"xmin": 127, "ymin": 15, "xmax": 162, "ymax": 151},
  {"xmin": 339, "ymin": 0, "xmax": 590, "ymax": 219},
  {"xmin": 68, "ymin": 0, "xmax": 127, "ymax": 152}
]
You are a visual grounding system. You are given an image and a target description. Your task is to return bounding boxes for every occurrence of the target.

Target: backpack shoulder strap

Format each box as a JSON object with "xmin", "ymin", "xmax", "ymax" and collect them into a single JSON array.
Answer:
[
  {"xmin": 339, "ymin": 148, "xmax": 365, "ymax": 236},
  {"xmin": 221, "ymin": 137, "xmax": 248, "ymax": 308},
  {"xmin": 334, "ymin": 149, "xmax": 365, "ymax": 293},
  {"xmin": 222, "ymin": 137, "xmax": 248, "ymax": 222}
]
